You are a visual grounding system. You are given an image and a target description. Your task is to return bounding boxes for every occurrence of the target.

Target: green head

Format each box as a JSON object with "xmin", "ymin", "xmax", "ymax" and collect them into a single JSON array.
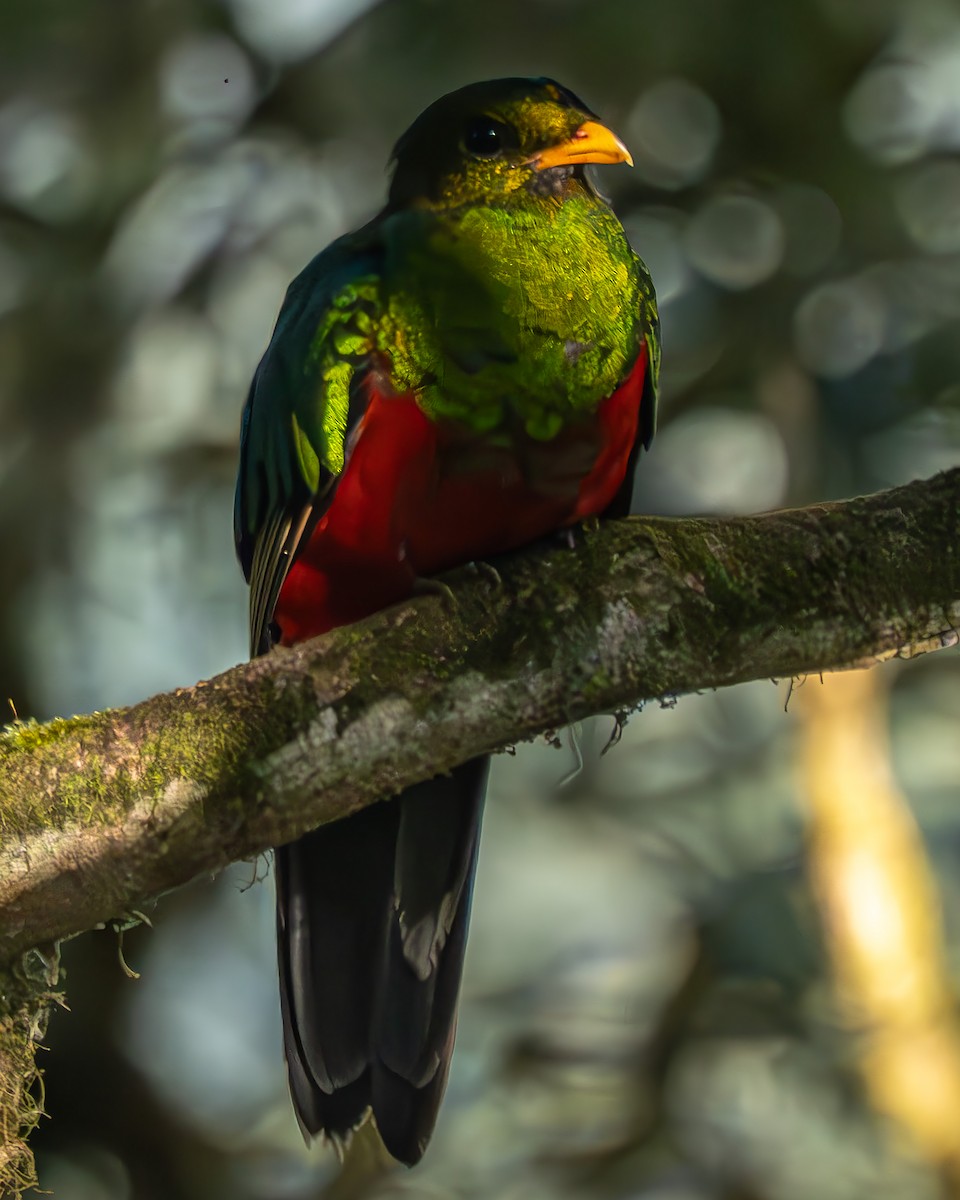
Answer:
[{"xmin": 388, "ymin": 76, "xmax": 632, "ymax": 210}]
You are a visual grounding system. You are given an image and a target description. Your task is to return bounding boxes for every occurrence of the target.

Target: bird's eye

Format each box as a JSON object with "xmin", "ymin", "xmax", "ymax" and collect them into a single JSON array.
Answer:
[{"xmin": 462, "ymin": 117, "xmax": 512, "ymax": 158}]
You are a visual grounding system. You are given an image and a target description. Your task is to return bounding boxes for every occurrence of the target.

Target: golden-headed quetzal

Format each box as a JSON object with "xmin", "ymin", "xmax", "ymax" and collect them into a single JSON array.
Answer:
[{"xmin": 234, "ymin": 77, "xmax": 659, "ymax": 1165}]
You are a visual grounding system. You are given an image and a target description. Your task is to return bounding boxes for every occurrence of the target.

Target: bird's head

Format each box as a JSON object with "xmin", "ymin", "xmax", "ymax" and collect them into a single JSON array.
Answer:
[{"xmin": 388, "ymin": 77, "xmax": 631, "ymax": 210}]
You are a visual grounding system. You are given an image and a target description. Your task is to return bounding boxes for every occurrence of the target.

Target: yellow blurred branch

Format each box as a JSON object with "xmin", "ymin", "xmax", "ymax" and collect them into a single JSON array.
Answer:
[{"xmin": 799, "ymin": 668, "xmax": 960, "ymax": 1180}]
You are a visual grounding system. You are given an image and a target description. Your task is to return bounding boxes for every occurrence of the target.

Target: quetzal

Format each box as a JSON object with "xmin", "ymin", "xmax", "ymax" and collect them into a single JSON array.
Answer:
[{"xmin": 234, "ymin": 77, "xmax": 659, "ymax": 1165}]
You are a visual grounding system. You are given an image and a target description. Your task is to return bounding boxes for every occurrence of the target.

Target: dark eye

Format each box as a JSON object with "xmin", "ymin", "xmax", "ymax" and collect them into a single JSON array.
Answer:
[{"xmin": 462, "ymin": 117, "xmax": 512, "ymax": 158}]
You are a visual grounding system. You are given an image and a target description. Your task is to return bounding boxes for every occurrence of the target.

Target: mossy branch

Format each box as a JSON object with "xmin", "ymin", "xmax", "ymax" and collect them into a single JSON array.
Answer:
[
  {"xmin": 2, "ymin": 470, "xmax": 959, "ymax": 966},
  {"xmin": 1, "ymin": 469, "xmax": 959, "ymax": 1192}
]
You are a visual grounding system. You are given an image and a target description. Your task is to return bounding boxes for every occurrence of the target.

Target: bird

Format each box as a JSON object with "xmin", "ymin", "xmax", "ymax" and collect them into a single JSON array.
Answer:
[{"xmin": 234, "ymin": 76, "xmax": 659, "ymax": 1166}]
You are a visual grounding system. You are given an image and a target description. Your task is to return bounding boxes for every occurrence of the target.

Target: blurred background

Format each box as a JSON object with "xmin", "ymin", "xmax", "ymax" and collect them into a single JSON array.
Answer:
[{"xmin": 3, "ymin": 0, "xmax": 960, "ymax": 1196}]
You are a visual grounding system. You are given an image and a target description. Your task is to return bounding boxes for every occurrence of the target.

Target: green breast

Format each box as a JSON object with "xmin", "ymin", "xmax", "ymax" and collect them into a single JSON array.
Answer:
[{"xmin": 376, "ymin": 191, "xmax": 646, "ymax": 440}]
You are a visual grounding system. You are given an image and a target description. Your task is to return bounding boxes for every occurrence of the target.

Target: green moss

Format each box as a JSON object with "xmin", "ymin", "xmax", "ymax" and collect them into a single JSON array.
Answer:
[
  {"xmin": 0, "ymin": 686, "xmax": 291, "ymax": 841},
  {"xmin": 0, "ymin": 713, "xmax": 104, "ymax": 758}
]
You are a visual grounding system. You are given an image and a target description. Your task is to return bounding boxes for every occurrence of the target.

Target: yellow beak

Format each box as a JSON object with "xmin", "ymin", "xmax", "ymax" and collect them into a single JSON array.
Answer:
[{"xmin": 533, "ymin": 120, "xmax": 633, "ymax": 170}]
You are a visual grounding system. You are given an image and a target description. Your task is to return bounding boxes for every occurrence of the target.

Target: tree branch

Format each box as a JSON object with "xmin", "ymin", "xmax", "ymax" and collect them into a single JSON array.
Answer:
[{"xmin": 1, "ymin": 471, "xmax": 958, "ymax": 967}]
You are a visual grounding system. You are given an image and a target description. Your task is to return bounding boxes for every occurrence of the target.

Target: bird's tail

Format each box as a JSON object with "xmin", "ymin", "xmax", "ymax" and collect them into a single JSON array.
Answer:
[{"xmin": 275, "ymin": 757, "xmax": 488, "ymax": 1165}]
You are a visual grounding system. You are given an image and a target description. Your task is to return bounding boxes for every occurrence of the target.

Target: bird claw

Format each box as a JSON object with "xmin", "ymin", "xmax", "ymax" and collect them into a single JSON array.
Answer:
[
  {"xmin": 412, "ymin": 576, "xmax": 457, "ymax": 607},
  {"xmin": 466, "ymin": 560, "xmax": 503, "ymax": 589},
  {"xmin": 558, "ymin": 517, "xmax": 599, "ymax": 550}
]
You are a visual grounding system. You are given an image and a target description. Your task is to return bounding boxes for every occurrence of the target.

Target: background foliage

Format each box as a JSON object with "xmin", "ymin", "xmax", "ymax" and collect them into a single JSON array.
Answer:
[{"xmin": 4, "ymin": 0, "xmax": 960, "ymax": 1196}]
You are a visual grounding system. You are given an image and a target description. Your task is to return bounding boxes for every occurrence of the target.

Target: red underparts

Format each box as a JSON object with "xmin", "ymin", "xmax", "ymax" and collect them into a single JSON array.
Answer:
[{"xmin": 275, "ymin": 345, "xmax": 648, "ymax": 644}]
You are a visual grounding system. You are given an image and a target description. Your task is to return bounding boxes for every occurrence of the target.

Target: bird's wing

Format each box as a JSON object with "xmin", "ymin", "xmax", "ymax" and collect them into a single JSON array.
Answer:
[
  {"xmin": 602, "ymin": 262, "xmax": 660, "ymax": 520},
  {"xmin": 638, "ymin": 263, "xmax": 661, "ymax": 453},
  {"xmin": 233, "ymin": 229, "xmax": 383, "ymax": 655}
]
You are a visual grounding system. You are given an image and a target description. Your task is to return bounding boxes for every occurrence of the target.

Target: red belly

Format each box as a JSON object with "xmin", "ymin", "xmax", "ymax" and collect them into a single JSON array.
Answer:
[{"xmin": 275, "ymin": 347, "xmax": 647, "ymax": 644}]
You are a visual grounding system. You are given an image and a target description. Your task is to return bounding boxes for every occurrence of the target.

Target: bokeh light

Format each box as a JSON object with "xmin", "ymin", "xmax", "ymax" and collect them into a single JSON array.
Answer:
[
  {"xmin": 643, "ymin": 408, "xmax": 790, "ymax": 513},
  {"xmin": 225, "ymin": 0, "xmax": 383, "ymax": 62},
  {"xmin": 844, "ymin": 21, "xmax": 960, "ymax": 164},
  {"xmin": 626, "ymin": 78, "xmax": 722, "ymax": 190},
  {"xmin": 794, "ymin": 279, "xmax": 887, "ymax": 379},
  {"xmin": 684, "ymin": 194, "xmax": 785, "ymax": 290},
  {"xmin": 160, "ymin": 34, "xmax": 258, "ymax": 144},
  {"xmin": 0, "ymin": 100, "xmax": 95, "ymax": 220},
  {"xmin": 896, "ymin": 159, "xmax": 960, "ymax": 254}
]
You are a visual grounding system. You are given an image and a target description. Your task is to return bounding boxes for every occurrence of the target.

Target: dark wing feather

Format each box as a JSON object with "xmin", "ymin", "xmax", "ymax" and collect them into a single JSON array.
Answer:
[
  {"xmin": 234, "ymin": 228, "xmax": 382, "ymax": 655},
  {"xmin": 247, "ymin": 503, "xmax": 313, "ymax": 656},
  {"xmin": 603, "ymin": 285, "xmax": 660, "ymax": 520}
]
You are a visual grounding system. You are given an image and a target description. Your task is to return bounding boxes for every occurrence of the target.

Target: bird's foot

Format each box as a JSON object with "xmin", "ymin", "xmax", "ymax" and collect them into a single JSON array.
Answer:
[
  {"xmin": 412, "ymin": 576, "xmax": 457, "ymax": 608},
  {"xmin": 466, "ymin": 560, "xmax": 503, "ymax": 589},
  {"xmin": 557, "ymin": 515, "xmax": 600, "ymax": 550}
]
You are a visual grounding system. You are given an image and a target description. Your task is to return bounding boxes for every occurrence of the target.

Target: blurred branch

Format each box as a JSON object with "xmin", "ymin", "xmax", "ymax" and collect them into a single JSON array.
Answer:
[
  {"xmin": 0, "ymin": 467, "xmax": 959, "ymax": 1192},
  {"xmin": 799, "ymin": 668, "xmax": 960, "ymax": 1184}
]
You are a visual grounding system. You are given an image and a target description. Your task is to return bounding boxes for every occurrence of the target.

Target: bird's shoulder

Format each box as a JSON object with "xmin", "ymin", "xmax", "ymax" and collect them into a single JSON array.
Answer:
[
  {"xmin": 233, "ymin": 220, "xmax": 385, "ymax": 596},
  {"xmin": 233, "ymin": 203, "xmax": 497, "ymax": 652}
]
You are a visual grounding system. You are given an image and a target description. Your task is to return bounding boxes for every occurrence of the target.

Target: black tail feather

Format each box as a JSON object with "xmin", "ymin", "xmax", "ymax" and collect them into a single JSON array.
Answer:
[
  {"xmin": 276, "ymin": 758, "xmax": 487, "ymax": 1162},
  {"xmin": 372, "ymin": 778, "xmax": 481, "ymax": 1162}
]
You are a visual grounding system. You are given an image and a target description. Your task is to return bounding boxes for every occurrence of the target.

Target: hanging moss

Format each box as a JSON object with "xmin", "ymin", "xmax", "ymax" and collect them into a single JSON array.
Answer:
[{"xmin": 0, "ymin": 949, "xmax": 61, "ymax": 1198}]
